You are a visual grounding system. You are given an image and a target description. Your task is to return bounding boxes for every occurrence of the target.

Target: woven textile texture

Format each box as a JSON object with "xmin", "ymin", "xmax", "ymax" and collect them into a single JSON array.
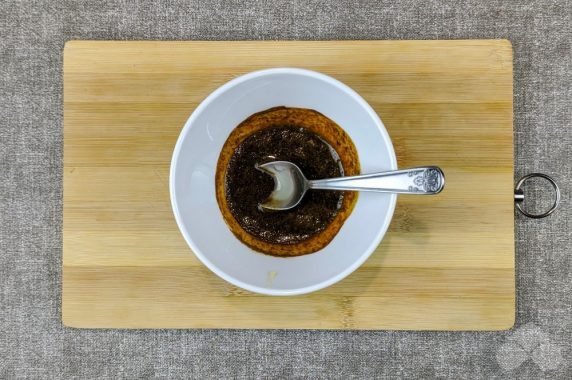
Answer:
[{"xmin": 1, "ymin": 1, "xmax": 571, "ymax": 378}]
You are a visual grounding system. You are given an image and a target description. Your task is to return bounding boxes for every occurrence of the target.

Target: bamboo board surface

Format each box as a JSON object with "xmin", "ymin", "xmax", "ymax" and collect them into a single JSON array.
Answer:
[{"xmin": 63, "ymin": 40, "xmax": 514, "ymax": 329}]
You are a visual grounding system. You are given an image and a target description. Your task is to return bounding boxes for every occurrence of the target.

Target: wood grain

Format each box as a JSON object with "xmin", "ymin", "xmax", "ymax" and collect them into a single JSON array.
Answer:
[{"xmin": 63, "ymin": 40, "xmax": 515, "ymax": 330}]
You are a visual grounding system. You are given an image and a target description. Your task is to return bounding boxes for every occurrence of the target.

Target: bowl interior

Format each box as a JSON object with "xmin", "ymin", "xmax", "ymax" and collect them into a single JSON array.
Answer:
[{"xmin": 170, "ymin": 68, "xmax": 397, "ymax": 295}]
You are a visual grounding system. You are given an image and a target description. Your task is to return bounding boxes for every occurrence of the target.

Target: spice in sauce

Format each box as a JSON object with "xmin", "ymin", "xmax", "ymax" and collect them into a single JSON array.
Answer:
[{"xmin": 225, "ymin": 126, "xmax": 344, "ymax": 245}]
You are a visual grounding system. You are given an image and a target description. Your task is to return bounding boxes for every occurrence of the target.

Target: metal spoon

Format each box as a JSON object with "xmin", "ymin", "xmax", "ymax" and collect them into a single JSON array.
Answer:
[{"xmin": 256, "ymin": 161, "xmax": 445, "ymax": 211}]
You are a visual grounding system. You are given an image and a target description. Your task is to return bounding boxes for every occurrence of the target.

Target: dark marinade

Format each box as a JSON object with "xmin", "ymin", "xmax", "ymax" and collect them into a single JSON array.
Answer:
[{"xmin": 225, "ymin": 125, "xmax": 343, "ymax": 245}]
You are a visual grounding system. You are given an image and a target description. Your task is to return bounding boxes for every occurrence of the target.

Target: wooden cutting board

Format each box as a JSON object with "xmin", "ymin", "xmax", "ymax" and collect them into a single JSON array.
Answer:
[{"xmin": 63, "ymin": 40, "xmax": 514, "ymax": 330}]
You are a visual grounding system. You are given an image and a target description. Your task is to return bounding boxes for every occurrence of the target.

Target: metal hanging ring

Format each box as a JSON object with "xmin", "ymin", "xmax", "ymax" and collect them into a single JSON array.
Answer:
[{"xmin": 514, "ymin": 173, "xmax": 560, "ymax": 219}]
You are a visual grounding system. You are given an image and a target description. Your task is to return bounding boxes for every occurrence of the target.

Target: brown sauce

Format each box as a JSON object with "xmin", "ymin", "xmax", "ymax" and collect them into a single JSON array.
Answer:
[
  {"xmin": 225, "ymin": 126, "xmax": 343, "ymax": 245},
  {"xmin": 215, "ymin": 107, "xmax": 360, "ymax": 257}
]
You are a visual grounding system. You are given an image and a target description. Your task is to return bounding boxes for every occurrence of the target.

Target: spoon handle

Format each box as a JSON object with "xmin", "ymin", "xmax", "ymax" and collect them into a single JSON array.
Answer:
[{"xmin": 308, "ymin": 167, "xmax": 445, "ymax": 195}]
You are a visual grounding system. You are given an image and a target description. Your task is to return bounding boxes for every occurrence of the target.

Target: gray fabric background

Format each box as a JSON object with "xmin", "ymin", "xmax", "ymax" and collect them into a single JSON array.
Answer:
[{"xmin": 1, "ymin": 0, "xmax": 571, "ymax": 378}]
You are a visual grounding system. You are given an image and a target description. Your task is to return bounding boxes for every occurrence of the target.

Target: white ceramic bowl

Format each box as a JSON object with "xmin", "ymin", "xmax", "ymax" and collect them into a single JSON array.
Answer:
[{"xmin": 170, "ymin": 68, "xmax": 397, "ymax": 295}]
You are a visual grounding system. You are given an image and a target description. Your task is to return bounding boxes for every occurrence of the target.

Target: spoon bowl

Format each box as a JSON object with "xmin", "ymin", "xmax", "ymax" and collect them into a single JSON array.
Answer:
[{"xmin": 256, "ymin": 161, "xmax": 309, "ymax": 211}]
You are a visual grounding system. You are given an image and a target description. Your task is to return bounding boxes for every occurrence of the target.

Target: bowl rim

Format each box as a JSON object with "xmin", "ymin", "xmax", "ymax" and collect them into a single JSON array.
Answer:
[{"xmin": 170, "ymin": 67, "xmax": 397, "ymax": 295}]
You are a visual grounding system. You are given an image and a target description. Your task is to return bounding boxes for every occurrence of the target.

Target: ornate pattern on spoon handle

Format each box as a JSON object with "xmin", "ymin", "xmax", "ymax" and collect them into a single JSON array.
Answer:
[{"xmin": 408, "ymin": 168, "xmax": 443, "ymax": 193}]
